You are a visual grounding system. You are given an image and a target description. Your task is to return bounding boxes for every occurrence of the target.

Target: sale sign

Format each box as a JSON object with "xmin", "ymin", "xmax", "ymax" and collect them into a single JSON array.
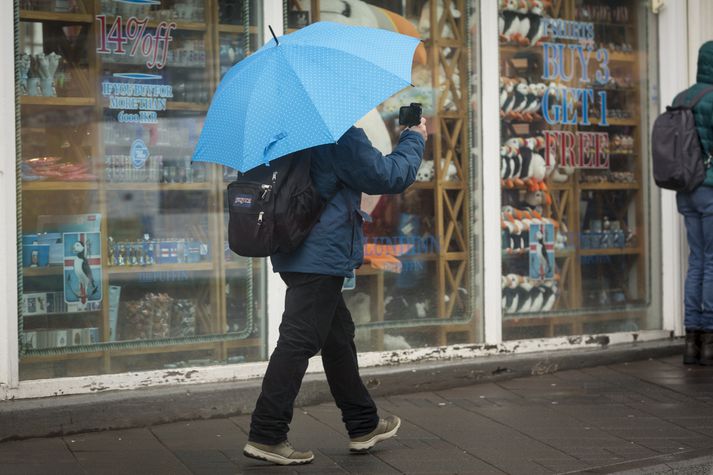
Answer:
[
  {"xmin": 539, "ymin": 18, "xmax": 612, "ymax": 171},
  {"xmin": 96, "ymin": 15, "xmax": 176, "ymax": 70}
]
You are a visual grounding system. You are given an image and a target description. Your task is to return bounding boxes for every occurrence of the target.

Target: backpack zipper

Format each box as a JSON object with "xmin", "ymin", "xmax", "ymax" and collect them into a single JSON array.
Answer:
[{"xmin": 257, "ymin": 211, "xmax": 264, "ymax": 225}]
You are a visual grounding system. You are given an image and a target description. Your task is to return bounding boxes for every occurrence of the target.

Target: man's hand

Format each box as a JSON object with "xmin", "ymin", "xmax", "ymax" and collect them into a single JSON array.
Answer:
[{"xmin": 407, "ymin": 117, "xmax": 427, "ymax": 142}]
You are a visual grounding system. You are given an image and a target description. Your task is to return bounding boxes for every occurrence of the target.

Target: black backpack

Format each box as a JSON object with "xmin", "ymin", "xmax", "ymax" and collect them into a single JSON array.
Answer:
[
  {"xmin": 227, "ymin": 149, "xmax": 328, "ymax": 257},
  {"xmin": 651, "ymin": 85, "xmax": 713, "ymax": 192}
]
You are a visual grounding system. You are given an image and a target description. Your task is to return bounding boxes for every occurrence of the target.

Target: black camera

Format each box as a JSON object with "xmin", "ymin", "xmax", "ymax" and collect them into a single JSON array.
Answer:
[{"xmin": 399, "ymin": 102, "xmax": 422, "ymax": 127}]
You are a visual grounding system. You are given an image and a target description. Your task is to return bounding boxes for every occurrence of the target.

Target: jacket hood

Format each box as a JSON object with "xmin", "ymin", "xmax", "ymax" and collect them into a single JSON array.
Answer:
[{"xmin": 697, "ymin": 41, "xmax": 713, "ymax": 84}]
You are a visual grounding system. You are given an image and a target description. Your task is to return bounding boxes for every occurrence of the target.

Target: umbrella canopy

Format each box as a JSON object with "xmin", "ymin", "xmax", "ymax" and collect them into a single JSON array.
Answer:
[{"xmin": 192, "ymin": 21, "xmax": 420, "ymax": 172}]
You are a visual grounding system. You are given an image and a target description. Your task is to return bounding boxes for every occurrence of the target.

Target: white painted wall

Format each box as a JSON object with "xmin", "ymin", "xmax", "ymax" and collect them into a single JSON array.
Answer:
[
  {"xmin": 480, "ymin": 0, "xmax": 503, "ymax": 344},
  {"xmin": 0, "ymin": 0, "xmax": 686, "ymax": 400},
  {"xmin": 659, "ymin": 0, "xmax": 713, "ymax": 336},
  {"xmin": 0, "ymin": 0, "xmax": 19, "ymax": 389}
]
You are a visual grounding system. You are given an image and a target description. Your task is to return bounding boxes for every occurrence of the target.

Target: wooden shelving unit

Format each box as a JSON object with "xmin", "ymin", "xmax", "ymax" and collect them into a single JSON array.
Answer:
[
  {"xmin": 499, "ymin": 0, "xmax": 650, "ymax": 339},
  {"xmin": 286, "ymin": 0, "xmax": 476, "ymax": 350},
  {"xmin": 18, "ymin": 1, "xmax": 265, "ymax": 379}
]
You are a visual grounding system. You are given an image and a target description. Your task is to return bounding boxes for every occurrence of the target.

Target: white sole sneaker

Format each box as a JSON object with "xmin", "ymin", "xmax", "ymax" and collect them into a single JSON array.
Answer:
[
  {"xmin": 243, "ymin": 443, "xmax": 314, "ymax": 465},
  {"xmin": 349, "ymin": 418, "xmax": 402, "ymax": 452}
]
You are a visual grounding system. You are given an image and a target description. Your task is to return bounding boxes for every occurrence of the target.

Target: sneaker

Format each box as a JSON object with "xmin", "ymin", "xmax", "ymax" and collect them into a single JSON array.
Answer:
[
  {"xmin": 349, "ymin": 415, "xmax": 401, "ymax": 452},
  {"xmin": 243, "ymin": 440, "xmax": 314, "ymax": 465}
]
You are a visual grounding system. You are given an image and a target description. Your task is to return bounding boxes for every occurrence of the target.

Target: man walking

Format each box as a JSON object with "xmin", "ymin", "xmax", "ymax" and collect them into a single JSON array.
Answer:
[
  {"xmin": 676, "ymin": 41, "xmax": 713, "ymax": 366},
  {"xmin": 243, "ymin": 118, "xmax": 427, "ymax": 465}
]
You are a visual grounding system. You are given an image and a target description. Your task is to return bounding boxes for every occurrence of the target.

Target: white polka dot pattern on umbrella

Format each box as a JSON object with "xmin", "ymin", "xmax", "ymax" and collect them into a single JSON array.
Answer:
[{"xmin": 192, "ymin": 21, "xmax": 420, "ymax": 172}]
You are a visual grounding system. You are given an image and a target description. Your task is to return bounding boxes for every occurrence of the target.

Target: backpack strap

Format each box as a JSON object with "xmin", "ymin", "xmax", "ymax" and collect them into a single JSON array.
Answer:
[{"xmin": 674, "ymin": 85, "xmax": 713, "ymax": 108}]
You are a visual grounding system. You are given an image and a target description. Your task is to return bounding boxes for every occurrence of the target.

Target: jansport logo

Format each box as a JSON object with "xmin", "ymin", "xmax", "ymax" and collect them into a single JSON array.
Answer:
[{"xmin": 233, "ymin": 195, "xmax": 253, "ymax": 207}]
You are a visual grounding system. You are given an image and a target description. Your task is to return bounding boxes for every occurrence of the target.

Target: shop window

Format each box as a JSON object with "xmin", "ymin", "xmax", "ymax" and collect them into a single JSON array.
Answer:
[
  {"xmin": 16, "ymin": 0, "xmax": 266, "ymax": 380},
  {"xmin": 498, "ymin": 0, "xmax": 661, "ymax": 339},
  {"xmin": 286, "ymin": 0, "xmax": 483, "ymax": 351}
]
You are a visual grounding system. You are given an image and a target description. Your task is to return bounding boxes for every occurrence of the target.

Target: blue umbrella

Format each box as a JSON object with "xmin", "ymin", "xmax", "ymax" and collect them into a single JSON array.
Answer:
[{"xmin": 192, "ymin": 21, "xmax": 420, "ymax": 172}]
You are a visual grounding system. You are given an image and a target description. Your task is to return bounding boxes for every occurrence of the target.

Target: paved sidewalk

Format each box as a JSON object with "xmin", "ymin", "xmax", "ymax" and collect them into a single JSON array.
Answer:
[{"xmin": 2, "ymin": 355, "xmax": 713, "ymax": 474}]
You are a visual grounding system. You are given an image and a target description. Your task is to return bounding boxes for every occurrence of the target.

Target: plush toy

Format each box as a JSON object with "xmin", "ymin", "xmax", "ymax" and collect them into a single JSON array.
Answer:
[
  {"xmin": 500, "ymin": 77, "xmax": 516, "ymax": 117},
  {"xmin": 500, "ymin": 0, "xmax": 521, "ymax": 43},
  {"xmin": 383, "ymin": 334, "xmax": 411, "ymax": 350},
  {"xmin": 418, "ymin": 1, "xmax": 461, "ymax": 42},
  {"xmin": 312, "ymin": 0, "xmax": 427, "ymax": 64},
  {"xmin": 526, "ymin": 0, "xmax": 551, "ymax": 46},
  {"xmin": 356, "ymin": 109, "xmax": 392, "ymax": 213},
  {"xmin": 440, "ymin": 159, "xmax": 459, "ymax": 181},
  {"xmin": 416, "ymin": 160, "xmax": 435, "ymax": 182}
]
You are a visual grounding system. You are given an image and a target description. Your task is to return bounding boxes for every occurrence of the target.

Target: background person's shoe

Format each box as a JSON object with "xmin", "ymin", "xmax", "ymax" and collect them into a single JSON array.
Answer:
[
  {"xmin": 684, "ymin": 330, "xmax": 703, "ymax": 364},
  {"xmin": 349, "ymin": 415, "xmax": 401, "ymax": 452},
  {"xmin": 701, "ymin": 333, "xmax": 713, "ymax": 366},
  {"xmin": 243, "ymin": 440, "xmax": 314, "ymax": 465}
]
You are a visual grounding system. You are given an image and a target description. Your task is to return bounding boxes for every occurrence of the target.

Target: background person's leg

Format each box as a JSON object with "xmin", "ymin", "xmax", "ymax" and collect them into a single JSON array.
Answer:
[
  {"xmin": 694, "ymin": 187, "xmax": 713, "ymax": 333},
  {"xmin": 321, "ymin": 294, "xmax": 379, "ymax": 438},
  {"xmin": 249, "ymin": 273, "xmax": 344, "ymax": 445},
  {"xmin": 678, "ymin": 193, "xmax": 705, "ymax": 331}
]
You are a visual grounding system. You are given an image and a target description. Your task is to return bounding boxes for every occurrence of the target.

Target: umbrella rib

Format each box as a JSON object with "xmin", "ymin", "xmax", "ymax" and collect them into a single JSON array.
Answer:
[
  {"xmin": 273, "ymin": 45, "xmax": 339, "ymax": 142},
  {"xmin": 278, "ymin": 44, "xmax": 413, "ymax": 140}
]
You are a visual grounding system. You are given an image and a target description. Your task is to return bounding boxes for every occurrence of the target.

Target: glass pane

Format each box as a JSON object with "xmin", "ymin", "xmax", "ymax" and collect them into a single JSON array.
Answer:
[
  {"xmin": 286, "ymin": 0, "xmax": 483, "ymax": 350},
  {"xmin": 17, "ymin": 0, "xmax": 267, "ymax": 380},
  {"xmin": 498, "ymin": 0, "xmax": 661, "ymax": 339}
]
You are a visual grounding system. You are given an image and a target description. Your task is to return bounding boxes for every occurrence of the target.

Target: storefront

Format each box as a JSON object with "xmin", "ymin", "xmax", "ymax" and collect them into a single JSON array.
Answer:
[{"xmin": 0, "ymin": 0, "xmax": 696, "ymax": 398}]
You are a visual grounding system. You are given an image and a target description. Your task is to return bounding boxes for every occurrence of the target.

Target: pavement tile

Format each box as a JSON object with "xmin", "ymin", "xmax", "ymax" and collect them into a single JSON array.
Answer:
[
  {"xmin": 533, "ymin": 458, "xmax": 592, "ymax": 472},
  {"xmin": 326, "ymin": 453, "xmax": 400, "ymax": 474},
  {"xmin": 151, "ymin": 419, "xmax": 246, "ymax": 450},
  {"xmin": 604, "ymin": 426, "xmax": 704, "ymax": 440},
  {"xmin": 64, "ymin": 428, "xmax": 163, "ymax": 452},
  {"xmin": 0, "ymin": 437, "xmax": 77, "ymax": 464},
  {"xmin": 0, "ymin": 463, "xmax": 86, "ymax": 475},
  {"xmin": 373, "ymin": 447, "xmax": 505, "ymax": 474},
  {"xmin": 5, "ymin": 356, "xmax": 713, "ymax": 474},
  {"xmin": 73, "ymin": 449, "xmax": 191, "ymax": 475},
  {"xmin": 172, "ymin": 449, "xmax": 238, "ymax": 475}
]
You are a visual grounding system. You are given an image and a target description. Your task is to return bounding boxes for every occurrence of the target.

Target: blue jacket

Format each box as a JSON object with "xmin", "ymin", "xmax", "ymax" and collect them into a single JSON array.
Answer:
[{"xmin": 270, "ymin": 127, "xmax": 425, "ymax": 277}]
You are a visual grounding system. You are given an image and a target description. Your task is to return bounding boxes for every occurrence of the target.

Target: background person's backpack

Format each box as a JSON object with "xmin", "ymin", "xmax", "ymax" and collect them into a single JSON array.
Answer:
[
  {"xmin": 651, "ymin": 85, "xmax": 713, "ymax": 192},
  {"xmin": 227, "ymin": 149, "xmax": 328, "ymax": 257}
]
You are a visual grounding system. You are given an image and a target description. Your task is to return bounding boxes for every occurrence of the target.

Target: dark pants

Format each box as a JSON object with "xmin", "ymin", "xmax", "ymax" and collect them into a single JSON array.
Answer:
[
  {"xmin": 678, "ymin": 186, "xmax": 713, "ymax": 332},
  {"xmin": 249, "ymin": 272, "xmax": 379, "ymax": 445}
]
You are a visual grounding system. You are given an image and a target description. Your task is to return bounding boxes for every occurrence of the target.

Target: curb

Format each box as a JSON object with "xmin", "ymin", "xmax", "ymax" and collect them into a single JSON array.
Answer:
[
  {"xmin": 571, "ymin": 447, "xmax": 713, "ymax": 474},
  {"xmin": 0, "ymin": 338, "xmax": 682, "ymax": 442}
]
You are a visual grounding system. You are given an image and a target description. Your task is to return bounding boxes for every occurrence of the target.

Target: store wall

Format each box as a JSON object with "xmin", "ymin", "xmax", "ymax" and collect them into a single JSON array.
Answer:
[{"xmin": 1, "ymin": 0, "xmax": 685, "ymax": 397}]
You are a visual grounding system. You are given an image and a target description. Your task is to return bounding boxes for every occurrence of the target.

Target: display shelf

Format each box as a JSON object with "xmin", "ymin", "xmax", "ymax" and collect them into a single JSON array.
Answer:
[
  {"xmin": 579, "ymin": 183, "xmax": 640, "ymax": 190},
  {"xmin": 19, "ymin": 10, "xmax": 93, "ymax": 23},
  {"xmin": 101, "ymin": 61, "xmax": 209, "ymax": 69},
  {"xmin": 579, "ymin": 247, "xmax": 642, "ymax": 257},
  {"xmin": 107, "ymin": 262, "xmax": 214, "ymax": 275},
  {"xmin": 592, "ymin": 118, "xmax": 638, "ymax": 126},
  {"xmin": 22, "ymin": 351, "xmax": 105, "ymax": 364},
  {"xmin": 23, "ymin": 266, "xmax": 63, "ymax": 277},
  {"xmin": 503, "ymin": 308, "xmax": 646, "ymax": 323},
  {"xmin": 608, "ymin": 52, "xmax": 637, "ymax": 63},
  {"xmin": 104, "ymin": 182, "xmax": 213, "ymax": 191},
  {"xmin": 105, "ymin": 338, "xmax": 259, "ymax": 357},
  {"xmin": 218, "ymin": 24, "xmax": 259, "ymax": 34},
  {"xmin": 100, "ymin": 16, "xmax": 208, "ymax": 32},
  {"xmin": 166, "ymin": 101, "xmax": 210, "ymax": 112},
  {"xmin": 225, "ymin": 260, "xmax": 251, "ymax": 271},
  {"xmin": 22, "ymin": 181, "xmax": 99, "ymax": 191},
  {"xmin": 20, "ymin": 96, "xmax": 96, "ymax": 107}
]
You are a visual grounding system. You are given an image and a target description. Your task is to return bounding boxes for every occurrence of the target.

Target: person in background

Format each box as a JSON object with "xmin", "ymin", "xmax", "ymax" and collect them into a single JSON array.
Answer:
[
  {"xmin": 676, "ymin": 41, "xmax": 713, "ymax": 366},
  {"xmin": 243, "ymin": 118, "xmax": 427, "ymax": 466}
]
